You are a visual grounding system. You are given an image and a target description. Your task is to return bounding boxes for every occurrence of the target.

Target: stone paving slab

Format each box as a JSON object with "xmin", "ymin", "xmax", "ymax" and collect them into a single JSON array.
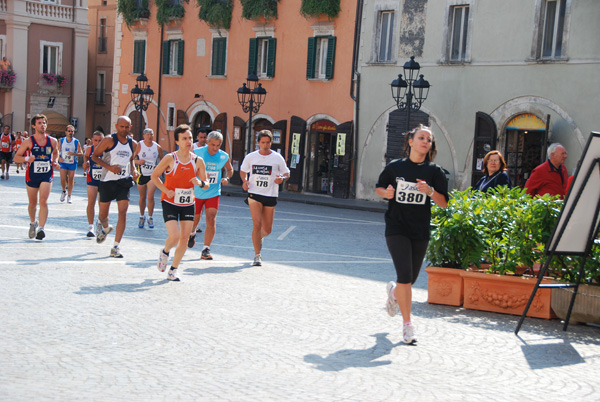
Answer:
[{"xmin": 0, "ymin": 169, "xmax": 599, "ymax": 401}]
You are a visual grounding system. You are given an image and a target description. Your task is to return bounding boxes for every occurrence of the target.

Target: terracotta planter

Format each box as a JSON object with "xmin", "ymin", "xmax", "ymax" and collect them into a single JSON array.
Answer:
[
  {"xmin": 425, "ymin": 266, "xmax": 464, "ymax": 307},
  {"xmin": 461, "ymin": 271, "xmax": 556, "ymax": 319},
  {"xmin": 551, "ymin": 284, "xmax": 600, "ymax": 325}
]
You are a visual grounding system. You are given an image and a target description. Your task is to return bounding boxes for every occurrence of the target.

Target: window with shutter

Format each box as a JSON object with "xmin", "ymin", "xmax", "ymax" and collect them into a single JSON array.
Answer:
[
  {"xmin": 248, "ymin": 38, "xmax": 258, "ymax": 76},
  {"xmin": 306, "ymin": 37, "xmax": 316, "ymax": 79},
  {"xmin": 211, "ymin": 37, "xmax": 227, "ymax": 76},
  {"xmin": 133, "ymin": 40, "xmax": 146, "ymax": 74}
]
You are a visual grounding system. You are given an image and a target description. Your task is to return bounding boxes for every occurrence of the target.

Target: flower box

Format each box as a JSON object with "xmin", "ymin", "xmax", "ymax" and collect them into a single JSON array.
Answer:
[
  {"xmin": 425, "ymin": 266, "xmax": 464, "ymax": 307},
  {"xmin": 551, "ymin": 284, "xmax": 600, "ymax": 325},
  {"xmin": 461, "ymin": 271, "xmax": 556, "ymax": 319}
]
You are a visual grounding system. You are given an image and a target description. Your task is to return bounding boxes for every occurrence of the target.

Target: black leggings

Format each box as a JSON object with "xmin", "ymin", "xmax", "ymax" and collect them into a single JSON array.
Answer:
[{"xmin": 386, "ymin": 234, "xmax": 429, "ymax": 284}]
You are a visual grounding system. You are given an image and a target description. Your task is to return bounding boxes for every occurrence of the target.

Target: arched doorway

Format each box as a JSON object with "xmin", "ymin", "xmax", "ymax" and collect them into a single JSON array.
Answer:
[
  {"xmin": 192, "ymin": 111, "xmax": 212, "ymax": 136},
  {"xmin": 503, "ymin": 113, "xmax": 548, "ymax": 188}
]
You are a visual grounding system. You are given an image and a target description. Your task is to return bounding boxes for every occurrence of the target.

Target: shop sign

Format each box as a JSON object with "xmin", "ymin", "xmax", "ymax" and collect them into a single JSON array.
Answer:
[
  {"xmin": 311, "ymin": 120, "xmax": 337, "ymax": 133},
  {"xmin": 336, "ymin": 133, "xmax": 346, "ymax": 156}
]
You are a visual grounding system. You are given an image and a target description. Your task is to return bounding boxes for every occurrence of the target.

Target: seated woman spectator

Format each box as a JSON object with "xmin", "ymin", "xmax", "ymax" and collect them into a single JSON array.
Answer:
[{"xmin": 475, "ymin": 150, "xmax": 511, "ymax": 192}]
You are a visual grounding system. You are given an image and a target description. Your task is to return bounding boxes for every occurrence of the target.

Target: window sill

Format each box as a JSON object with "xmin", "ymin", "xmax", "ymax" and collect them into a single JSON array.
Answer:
[
  {"xmin": 163, "ymin": 74, "xmax": 183, "ymax": 77},
  {"xmin": 207, "ymin": 75, "xmax": 227, "ymax": 79},
  {"xmin": 367, "ymin": 61, "xmax": 397, "ymax": 66},
  {"xmin": 438, "ymin": 59, "xmax": 472, "ymax": 65},
  {"xmin": 307, "ymin": 78, "xmax": 331, "ymax": 83},
  {"xmin": 526, "ymin": 57, "xmax": 569, "ymax": 64}
]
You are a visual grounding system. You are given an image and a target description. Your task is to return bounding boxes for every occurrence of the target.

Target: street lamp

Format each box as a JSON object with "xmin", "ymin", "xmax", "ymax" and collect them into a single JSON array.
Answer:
[
  {"xmin": 390, "ymin": 56, "xmax": 431, "ymax": 132},
  {"xmin": 237, "ymin": 72, "xmax": 267, "ymax": 155},
  {"xmin": 130, "ymin": 73, "xmax": 154, "ymax": 140}
]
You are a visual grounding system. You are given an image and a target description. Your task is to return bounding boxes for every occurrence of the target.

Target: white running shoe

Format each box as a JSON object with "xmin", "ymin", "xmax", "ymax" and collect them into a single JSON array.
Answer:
[
  {"xmin": 60, "ymin": 191, "xmax": 66, "ymax": 202},
  {"xmin": 67, "ymin": 195, "xmax": 72, "ymax": 204},
  {"xmin": 28, "ymin": 221, "xmax": 38, "ymax": 239},
  {"xmin": 110, "ymin": 246, "xmax": 123, "ymax": 258},
  {"xmin": 96, "ymin": 223, "xmax": 113, "ymax": 244},
  {"xmin": 403, "ymin": 322, "xmax": 417, "ymax": 344},
  {"xmin": 252, "ymin": 254, "xmax": 262, "ymax": 266},
  {"xmin": 158, "ymin": 249, "xmax": 169, "ymax": 272},
  {"xmin": 167, "ymin": 268, "xmax": 180, "ymax": 281},
  {"xmin": 385, "ymin": 281, "xmax": 399, "ymax": 317}
]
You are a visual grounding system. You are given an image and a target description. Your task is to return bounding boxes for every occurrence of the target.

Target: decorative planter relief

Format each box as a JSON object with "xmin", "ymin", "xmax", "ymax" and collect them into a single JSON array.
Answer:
[
  {"xmin": 461, "ymin": 271, "xmax": 556, "ymax": 319},
  {"xmin": 425, "ymin": 266, "xmax": 464, "ymax": 307}
]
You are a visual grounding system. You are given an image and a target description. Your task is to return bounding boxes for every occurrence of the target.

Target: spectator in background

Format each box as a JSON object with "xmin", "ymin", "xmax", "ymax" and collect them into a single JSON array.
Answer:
[
  {"xmin": 474, "ymin": 150, "xmax": 511, "ymax": 192},
  {"xmin": 525, "ymin": 143, "xmax": 568, "ymax": 198},
  {"xmin": 0, "ymin": 57, "xmax": 11, "ymax": 71}
]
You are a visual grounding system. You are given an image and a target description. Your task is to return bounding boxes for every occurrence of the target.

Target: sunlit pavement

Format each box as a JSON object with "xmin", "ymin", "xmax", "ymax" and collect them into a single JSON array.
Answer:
[{"xmin": 1, "ymin": 168, "xmax": 599, "ymax": 401}]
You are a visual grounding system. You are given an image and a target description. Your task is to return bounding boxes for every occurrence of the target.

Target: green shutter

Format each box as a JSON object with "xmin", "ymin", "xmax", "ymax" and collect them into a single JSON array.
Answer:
[
  {"xmin": 162, "ymin": 41, "xmax": 170, "ymax": 74},
  {"xmin": 177, "ymin": 40, "xmax": 184, "ymax": 75},
  {"xmin": 248, "ymin": 38, "xmax": 258, "ymax": 75},
  {"xmin": 212, "ymin": 37, "xmax": 226, "ymax": 76},
  {"xmin": 306, "ymin": 37, "xmax": 316, "ymax": 79},
  {"xmin": 325, "ymin": 36, "xmax": 336, "ymax": 79},
  {"xmin": 267, "ymin": 37, "xmax": 276, "ymax": 78},
  {"xmin": 133, "ymin": 40, "xmax": 145, "ymax": 74}
]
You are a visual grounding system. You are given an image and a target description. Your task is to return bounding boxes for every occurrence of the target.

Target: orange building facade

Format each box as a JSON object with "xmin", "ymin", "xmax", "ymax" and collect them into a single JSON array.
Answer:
[{"xmin": 114, "ymin": 0, "xmax": 356, "ymax": 197}]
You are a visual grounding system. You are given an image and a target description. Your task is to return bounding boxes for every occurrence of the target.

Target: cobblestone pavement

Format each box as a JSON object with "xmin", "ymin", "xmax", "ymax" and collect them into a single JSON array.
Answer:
[{"xmin": 1, "ymin": 169, "xmax": 599, "ymax": 401}]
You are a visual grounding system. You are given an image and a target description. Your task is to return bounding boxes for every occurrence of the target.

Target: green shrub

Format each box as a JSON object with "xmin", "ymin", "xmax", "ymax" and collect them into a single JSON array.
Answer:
[
  {"xmin": 241, "ymin": 0, "xmax": 279, "ymax": 20},
  {"xmin": 196, "ymin": 0, "xmax": 233, "ymax": 29},
  {"xmin": 300, "ymin": 0, "xmax": 341, "ymax": 19}
]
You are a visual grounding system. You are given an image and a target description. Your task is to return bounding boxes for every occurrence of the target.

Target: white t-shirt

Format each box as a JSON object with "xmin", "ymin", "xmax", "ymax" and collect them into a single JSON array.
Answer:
[{"xmin": 240, "ymin": 150, "xmax": 290, "ymax": 198}]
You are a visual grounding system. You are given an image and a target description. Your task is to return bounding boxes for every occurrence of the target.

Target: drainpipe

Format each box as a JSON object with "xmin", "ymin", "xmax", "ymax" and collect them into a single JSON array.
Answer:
[
  {"xmin": 349, "ymin": 0, "xmax": 363, "ymax": 199},
  {"xmin": 156, "ymin": 24, "xmax": 165, "ymax": 150}
]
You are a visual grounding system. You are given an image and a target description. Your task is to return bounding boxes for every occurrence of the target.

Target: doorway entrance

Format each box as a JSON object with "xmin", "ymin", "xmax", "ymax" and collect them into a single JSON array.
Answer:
[
  {"xmin": 504, "ymin": 114, "xmax": 547, "ymax": 188},
  {"xmin": 306, "ymin": 130, "xmax": 335, "ymax": 194}
]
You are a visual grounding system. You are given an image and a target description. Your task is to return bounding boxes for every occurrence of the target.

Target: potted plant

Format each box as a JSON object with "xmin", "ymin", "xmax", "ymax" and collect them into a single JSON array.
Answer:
[
  {"xmin": 0, "ymin": 69, "xmax": 16, "ymax": 89},
  {"xmin": 118, "ymin": 0, "xmax": 150, "ymax": 27},
  {"xmin": 426, "ymin": 187, "xmax": 561, "ymax": 318},
  {"xmin": 196, "ymin": 0, "xmax": 233, "ymax": 29},
  {"xmin": 550, "ymin": 239, "xmax": 600, "ymax": 324},
  {"xmin": 425, "ymin": 189, "xmax": 486, "ymax": 306},
  {"xmin": 300, "ymin": 0, "xmax": 340, "ymax": 20},
  {"xmin": 241, "ymin": 0, "xmax": 279, "ymax": 21}
]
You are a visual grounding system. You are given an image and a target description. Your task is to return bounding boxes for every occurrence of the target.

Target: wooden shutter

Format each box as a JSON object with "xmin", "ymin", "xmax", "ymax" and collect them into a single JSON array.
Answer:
[
  {"xmin": 470, "ymin": 111, "xmax": 497, "ymax": 187},
  {"xmin": 325, "ymin": 36, "xmax": 336, "ymax": 79},
  {"xmin": 212, "ymin": 37, "xmax": 226, "ymax": 76},
  {"xmin": 213, "ymin": 112, "xmax": 227, "ymax": 151},
  {"xmin": 287, "ymin": 116, "xmax": 307, "ymax": 192},
  {"xmin": 248, "ymin": 38, "xmax": 258, "ymax": 75},
  {"xmin": 177, "ymin": 40, "xmax": 184, "ymax": 75},
  {"xmin": 230, "ymin": 116, "xmax": 247, "ymax": 185},
  {"xmin": 162, "ymin": 41, "xmax": 170, "ymax": 74},
  {"xmin": 133, "ymin": 40, "xmax": 145, "ymax": 74},
  {"xmin": 267, "ymin": 37, "xmax": 276, "ymax": 77},
  {"xmin": 306, "ymin": 37, "xmax": 316, "ymax": 79},
  {"xmin": 386, "ymin": 109, "xmax": 429, "ymax": 164}
]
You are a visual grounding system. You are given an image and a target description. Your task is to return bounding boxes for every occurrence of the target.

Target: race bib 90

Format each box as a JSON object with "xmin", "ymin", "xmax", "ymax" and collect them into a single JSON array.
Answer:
[
  {"xmin": 395, "ymin": 178, "xmax": 427, "ymax": 205},
  {"xmin": 174, "ymin": 188, "xmax": 194, "ymax": 205}
]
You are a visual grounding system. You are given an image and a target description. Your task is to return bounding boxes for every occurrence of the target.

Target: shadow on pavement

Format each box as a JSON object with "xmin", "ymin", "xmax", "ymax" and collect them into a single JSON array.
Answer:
[
  {"xmin": 74, "ymin": 278, "xmax": 167, "ymax": 294},
  {"xmin": 518, "ymin": 338, "xmax": 585, "ymax": 369},
  {"xmin": 304, "ymin": 332, "xmax": 404, "ymax": 372},
  {"xmin": 184, "ymin": 264, "xmax": 250, "ymax": 276}
]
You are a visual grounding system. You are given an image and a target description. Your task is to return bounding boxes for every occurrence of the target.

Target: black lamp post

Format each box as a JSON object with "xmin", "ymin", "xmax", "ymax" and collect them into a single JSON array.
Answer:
[
  {"xmin": 390, "ymin": 56, "xmax": 431, "ymax": 132},
  {"xmin": 130, "ymin": 73, "xmax": 154, "ymax": 140},
  {"xmin": 237, "ymin": 72, "xmax": 267, "ymax": 155}
]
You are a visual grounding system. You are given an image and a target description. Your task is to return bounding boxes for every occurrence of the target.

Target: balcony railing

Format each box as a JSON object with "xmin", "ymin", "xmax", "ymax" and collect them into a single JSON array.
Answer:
[{"xmin": 26, "ymin": 1, "xmax": 73, "ymax": 23}]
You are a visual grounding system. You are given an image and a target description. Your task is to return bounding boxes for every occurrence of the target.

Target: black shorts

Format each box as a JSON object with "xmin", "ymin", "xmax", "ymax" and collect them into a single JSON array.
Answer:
[
  {"xmin": 0, "ymin": 151, "xmax": 12, "ymax": 162},
  {"xmin": 248, "ymin": 193, "xmax": 277, "ymax": 207},
  {"xmin": 137, "ymin": 174, "xmax": 152, "ymax": 186},
  {"xmin": 99, "ymin": 179, "xmax": 133, "ymax": 203},
  {"xmin": 162, "ymin": 201, "xmax": 195, "ymax": 222},
  {"xmin": 385, "ymin": 234, "xmax": 429, "ymax": 284}
]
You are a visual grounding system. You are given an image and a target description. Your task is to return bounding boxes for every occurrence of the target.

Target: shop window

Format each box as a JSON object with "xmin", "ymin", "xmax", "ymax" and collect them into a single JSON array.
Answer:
[{"xmin": 306, "ymin": 36, "xmax": 336, "ymax": 80}]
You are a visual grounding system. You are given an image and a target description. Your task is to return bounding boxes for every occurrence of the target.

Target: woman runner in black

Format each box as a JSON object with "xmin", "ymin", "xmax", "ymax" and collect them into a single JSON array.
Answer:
[{"xmin": 376, "ymin": 125, "xmax": 449, "ymax": 344}]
